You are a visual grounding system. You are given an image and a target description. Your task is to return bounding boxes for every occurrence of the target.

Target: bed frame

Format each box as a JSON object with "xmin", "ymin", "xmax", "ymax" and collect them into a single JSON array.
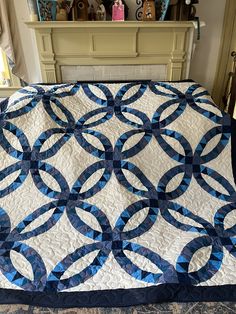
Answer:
[{"xmin": 26, "ymin": 21, "xmax": 196, "ymax": 83}]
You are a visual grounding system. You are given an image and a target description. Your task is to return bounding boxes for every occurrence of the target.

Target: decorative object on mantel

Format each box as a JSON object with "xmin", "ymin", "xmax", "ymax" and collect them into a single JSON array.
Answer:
[
  {"xmin": 56, "ymin": 0, "xmax": 71, "ymax": 20},
  {"xmin": 155, "ymin": 0, "xmax": 170, "ymax": 20},
  {"xmin": 112, "ymin": 0, "xmax": 125, "ymax": 21},
  {"xmin": 95, "ymin": 1, "xmax": 106, "ymax": 20},
  {"xmin": 72, "ymin": 0, "xmax": 89, "ymax": 20},
  {"xmin": 142, "ymin": 0, "xmax": 156, "ymax": 21},
  {"xmin": 136, "ymin": 0, "xmax": 170, "ymax": 21},
  {"xmin": 135, "ymin": 0, "xmax": 143, "ymax": 20},
  {"xmin": 88, "ymin": 4, "xmax": 96, "ymax": 20},
  {"xmin": 36, "ymin": 0, "xmax": 57, "ymax": 21},
  {"xmin": 102, "ymin": 0, "xmax": 128, "ymax": 20},
  {"xmin": 166, "ymin": 0, "xmax": 199, "ymax": 21},
  {"xmin": 56, "ymin": 8, "xmax": 67, "ymax": 20},
  {"xmin": 27, "ymin": 0, "xmax": 39, "ymax": 21}
]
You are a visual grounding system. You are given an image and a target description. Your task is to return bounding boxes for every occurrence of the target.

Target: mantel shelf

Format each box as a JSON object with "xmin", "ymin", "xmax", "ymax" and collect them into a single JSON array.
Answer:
[
  {"xmin": 26, "ymin": 20, "xmax": 201, "ymax": 83},
  {"xmin": 26, "ymin": 20, "xmax": 197, "ymax": 29}
]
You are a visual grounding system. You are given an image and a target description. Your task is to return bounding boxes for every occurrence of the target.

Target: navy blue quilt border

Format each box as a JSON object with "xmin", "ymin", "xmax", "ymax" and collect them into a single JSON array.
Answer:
[
  {"xmin": 0, "ymin": 284, "xmax": 236, "ymax": 308},
  {"xmin": 1, "ymin": 87, "xmax": 236, "ymax": 308},
  {"xmin": 232, "ymin": 117, "xmax": 236, "ymax": 184}
]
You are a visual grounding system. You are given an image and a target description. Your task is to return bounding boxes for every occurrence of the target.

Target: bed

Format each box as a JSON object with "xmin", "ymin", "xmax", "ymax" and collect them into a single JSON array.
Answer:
[{"xmin": 0, "ymin": 80, "xmax": 235, "ymax": 310}]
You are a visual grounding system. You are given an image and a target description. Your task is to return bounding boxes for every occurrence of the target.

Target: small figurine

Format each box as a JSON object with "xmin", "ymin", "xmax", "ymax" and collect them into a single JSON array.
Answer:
[
  {"xmin": 142, "ymin": 0, "xmax": 156, "ymax": 21},
  {"xmin": 112, "ymin": 0, "xmax": 124, "ymax": 21},
  {"xmin": 101, "ymin": 0, "xmax": 129, "ymax": 20},
  {"xmin": 56, "ymin": 0, "xmax": 70, "ymax": 21},
  {"xmin": 72, "ymin": 0, "xmax": 89, "ymax": 21},
  {"xmin": 96, "ymin": 1, "xmax": 106, "ymax": 21},
  {"xmin": 89, "ymin": 4, "xmax": 96, "ymax": 20}
]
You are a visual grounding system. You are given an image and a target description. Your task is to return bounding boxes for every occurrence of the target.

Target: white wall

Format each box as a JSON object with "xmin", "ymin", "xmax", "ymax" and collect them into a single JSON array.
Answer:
[
  {"xmin": 14, "ymin": 0, "xmax": 41, "ymax": 83},
  {"xmin": 189, "ymin": 0, "xmax": 226, "ymax": 92}
]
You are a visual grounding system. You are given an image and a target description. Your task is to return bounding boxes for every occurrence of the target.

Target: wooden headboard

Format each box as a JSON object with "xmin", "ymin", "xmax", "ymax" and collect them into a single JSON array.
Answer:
[{"xmin": 26, "ymin": 21, "xmax": 195, "ymax": 83}]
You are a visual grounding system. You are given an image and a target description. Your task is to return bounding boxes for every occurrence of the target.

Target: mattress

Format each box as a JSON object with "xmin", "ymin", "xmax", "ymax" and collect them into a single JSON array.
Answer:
[{"xmin": 0, "ymin": 81, "xmax": 235, "ymax": 307}]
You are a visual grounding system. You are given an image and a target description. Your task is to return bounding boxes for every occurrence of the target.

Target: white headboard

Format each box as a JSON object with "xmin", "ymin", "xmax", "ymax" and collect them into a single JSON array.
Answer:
[{"xmin": 26, "ymin": 21, "xmax": 195, "ymax": 83}]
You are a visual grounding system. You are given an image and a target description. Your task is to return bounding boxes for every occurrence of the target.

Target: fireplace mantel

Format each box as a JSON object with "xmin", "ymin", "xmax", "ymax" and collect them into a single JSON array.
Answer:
[{"xmin": 26, "ymin": 21, "xmax": 196, "ymax": 83}]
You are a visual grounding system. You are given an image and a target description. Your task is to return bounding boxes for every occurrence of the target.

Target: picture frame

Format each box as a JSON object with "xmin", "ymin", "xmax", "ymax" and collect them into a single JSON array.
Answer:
[{"xmin": 37, "ymin": 0, "xmax": 57, "ymax": 21}]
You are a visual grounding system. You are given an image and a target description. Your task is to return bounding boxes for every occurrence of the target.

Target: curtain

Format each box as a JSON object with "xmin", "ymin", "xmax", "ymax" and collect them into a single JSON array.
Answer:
[{"xmin": 0, "ymin": 0, "xmax": 29, "ymax": 83}]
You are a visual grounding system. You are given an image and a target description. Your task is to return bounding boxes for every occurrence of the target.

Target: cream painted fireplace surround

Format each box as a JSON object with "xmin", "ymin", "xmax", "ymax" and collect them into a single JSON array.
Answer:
[{"xmin": 26, "ymin": 21, "xmax": 197, "ymax": 83}]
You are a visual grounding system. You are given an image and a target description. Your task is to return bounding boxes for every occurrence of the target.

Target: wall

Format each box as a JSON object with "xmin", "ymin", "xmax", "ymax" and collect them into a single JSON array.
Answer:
[
  {"xmin": 14, "ymin": 0, "xmax": 42, "ymax": 83},
  {"xmin": 189, "ymin": 0, "xmax": 226, "ymax": 92},
  {"xmin": 15, "ymin": 0, "xmax": 226, "ymax": 91}
]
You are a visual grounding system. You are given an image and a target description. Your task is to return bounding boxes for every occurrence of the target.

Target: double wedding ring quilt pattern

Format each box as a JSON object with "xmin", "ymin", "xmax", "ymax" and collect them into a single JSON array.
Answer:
[{"xmin": 0, "ymin": 81, "xmax": 235, "ymax": 293}]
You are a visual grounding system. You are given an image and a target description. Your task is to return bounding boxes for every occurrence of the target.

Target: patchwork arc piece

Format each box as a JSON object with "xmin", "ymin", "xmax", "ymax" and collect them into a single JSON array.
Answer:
[{"xmin": 0, "ymin": 81, "xmax": 236, "ymax": 307}]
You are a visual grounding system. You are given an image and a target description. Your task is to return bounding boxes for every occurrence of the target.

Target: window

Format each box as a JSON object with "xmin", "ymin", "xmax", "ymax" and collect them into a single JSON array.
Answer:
[
  {"xmin": 0, "ymin": 48, "xmax": 21, "ymax": 98},
  {"xmin": 0, "ymin": 48, "xmax": 10, "ymax": 86}
]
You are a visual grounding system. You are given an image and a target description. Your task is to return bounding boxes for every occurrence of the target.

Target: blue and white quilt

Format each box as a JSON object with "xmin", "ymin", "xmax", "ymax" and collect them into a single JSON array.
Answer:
[{"xmin": 0, "ymin": 81, "xmax": 236, "ymax": 307}]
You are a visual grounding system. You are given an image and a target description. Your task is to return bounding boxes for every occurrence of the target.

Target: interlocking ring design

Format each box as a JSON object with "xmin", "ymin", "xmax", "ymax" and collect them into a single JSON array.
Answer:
[{"xmin": 0, "ymin": 81, "xmax": 235, "ymax": 292}]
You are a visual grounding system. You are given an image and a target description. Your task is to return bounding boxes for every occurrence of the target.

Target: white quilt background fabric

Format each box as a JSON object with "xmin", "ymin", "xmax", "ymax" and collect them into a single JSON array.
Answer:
[{"xmin": 0, "ymin": 81, "xmax": 235, "ymax": 295}]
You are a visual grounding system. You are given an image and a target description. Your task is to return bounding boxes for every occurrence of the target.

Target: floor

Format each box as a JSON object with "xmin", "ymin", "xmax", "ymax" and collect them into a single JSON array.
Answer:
[{"xmin": 0, "ymin": 303, "xmax": 236, "ymax": 314}]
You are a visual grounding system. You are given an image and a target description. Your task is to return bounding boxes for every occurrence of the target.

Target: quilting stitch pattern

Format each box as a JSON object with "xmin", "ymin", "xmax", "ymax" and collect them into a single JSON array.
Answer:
[{"xmin": 0, "ymin": 81, "xmax": 235, "ymax": 293}]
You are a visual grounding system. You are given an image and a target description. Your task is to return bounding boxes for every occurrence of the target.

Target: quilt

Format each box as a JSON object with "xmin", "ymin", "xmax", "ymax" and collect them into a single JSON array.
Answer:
[{"xmin": 0, "ymin": 81, "xmax": 236, "ymax": 308}]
